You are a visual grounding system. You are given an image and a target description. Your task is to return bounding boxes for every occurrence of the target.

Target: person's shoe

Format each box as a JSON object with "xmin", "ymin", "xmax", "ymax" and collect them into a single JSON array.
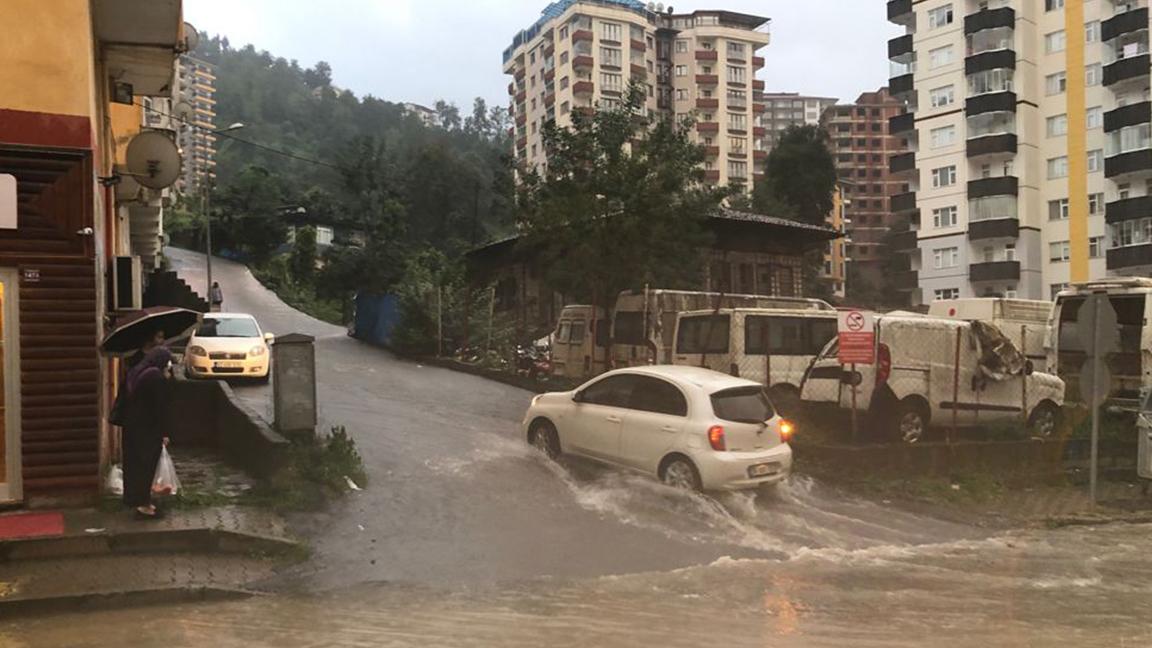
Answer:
[{"xmin": 134, "ymin": 507, "xmax": 165, "ymax": 521}]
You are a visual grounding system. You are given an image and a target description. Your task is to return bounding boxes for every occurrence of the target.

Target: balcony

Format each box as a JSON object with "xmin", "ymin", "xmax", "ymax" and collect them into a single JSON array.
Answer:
[
  {"xmin": 696, "ymin": 74, "xmax": 719, "ymax": 85},
  {"xmin": 573, "ymin": 54, "xmax": 594, "ymax": 69},
  {"xmin": 697, "ymin": 97, "xmax": 720, "ymax": 110},
  {"xmin": 630, "ymin": 64, "xmax": 647, "ymax": 78},
  {"xmin": 703, "ymin": 169, "xmax": 721, "ymax": 183},
  {"xmin": 703, "ymin": 145, "xmax": 720, "ymax": 157},
  {"xmin": 1103, "ymin": 101, "xmax": 1151, "ymax": 133},
  {"xmin": 544, "ymin": 93, "xmax": 555, "ymax": 106},
  {"xmin": 964, "ymin": 6, "xmax": 1015, "ymax": 35},
  {"xmin": 753, "ymin": 126, "xmax": 766, "ymax": 137},
  {"xmin": 968, "ymin": 218, "xmax": 1019, "ymax": 241},
  {"xmin": 572, "ymin": 29, "xmax": 593, "ymax": 43},
  {"xmin": 966, "ymin": 91, "xmax": 1016, "ymax": 116},
  {"xmin": 507, "ymin": 82, "xmax": 515, "ymax": 95},
  {"xmin": 969, "ymin": 260, "xmax": 1020, "ymax": 282},
  {"xmin": 889, "ymin": 112, "xmax": 914, "ymax": 136},
  {"xmin": 1107, "ymin": 243, "xmax": 1152, "ymax": 271},
  {"xmin": 515, "ymin": 113, "xmax": 526, "ymax": 127},
  {"xmin": 695, "ymin": 50, "xmax": 719, "ymax": 61},
  {"xmin": 894, "ymin": 270, "xmax": 919, "ymax": 291},
  {"xmin": 631, "ymin": 39, "xmax": 646, "ymax": 52},
  {"xmin": 965, "ymin": 49, "xmax": 1016, "ymax": 75},
  {"xmin": 1102, "ymin": 7, "xmax": 1149, "ymax": 42},
  {"xmin": 1105, "ymin": 149, "xmax": 1152, "ymax": 178},
  {"xmin": 573, "ymin": 80, "xmax": 594, "ymax": 96},
  {"xmin": 545, "ymin": 69, "xmax": 556, "ymax": 82},
  {"xmin": 752, "ymin": 56, "xmax": 765, "ymax": 68},
  {"xmin": 889, "ymin": 73, "xmax": 914, "ymax": 97},
  {"xmin": 891, "ymin": 191, "xmax": 917, "ymax": 213},
  {"xmin": 752, "ymin": 80, "xmax": 764, "ymax": 91},
  {"xmin": 892, "ymin": 229, "xmax": 918, "ymax": 252},
  {"xmin": 889, "ymin": 151, "xmax": 916, "ymax": 174},
  {"xmin": 753, "ymin": 150, "xmax": 767, "ymax": 161},
  {"xmin": 697, "ymin": 121, "xmax": 720, "ymax": 134},
  {"xmin": 1105, "ymin": 195, "xmax": 1152, "ymax": 224},
  {"xmin": 515, "ymin": 90, "xmax": 526, "ymax": 104},
  {"xmin": 968, "ymin": 176, "xmax": 1018, "ymax": 199},
  {"xmin": 514, "ymin": 68, "xmax": 525, "ymax": 81},
  {"xmin": 888, "ymin": 34, "xmax": 913, "ymax": 61},
  {"xmin": 887, "ymin": 0, "xmax": 913, "ymax": 25},
  {"xmin": 516, "ymin": 137, "xmax": 527, "ymax": 151},
  {"xmin": 967, "ymin": 134, "xmax": 1017, "ymax": 158},
  {"xmin": 1104, "ymin": 54, "xmax": 1151, "ymax": 87},
  {"xmin": 752, "ymin": 103, "xmax": 766, "ymax": 113}
]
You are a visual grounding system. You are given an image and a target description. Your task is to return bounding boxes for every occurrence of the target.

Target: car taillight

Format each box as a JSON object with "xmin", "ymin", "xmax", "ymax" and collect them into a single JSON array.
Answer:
[
  {"xmin": 779, "ymin": 419, "xmax": 795, "ymax": 443},
  {"xmin": 708, "ymin": 425, "xmax": 726, "ymax": 451},
  {"xmin": 875, "ymin": 343, "xmax": 892, "ymax": 386}
]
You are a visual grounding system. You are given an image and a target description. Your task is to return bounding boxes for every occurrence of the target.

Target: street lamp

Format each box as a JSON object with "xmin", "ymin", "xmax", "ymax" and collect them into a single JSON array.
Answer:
[{"xmin": 202, "ymin": 122, "xmax": 244, "ymax": 302}]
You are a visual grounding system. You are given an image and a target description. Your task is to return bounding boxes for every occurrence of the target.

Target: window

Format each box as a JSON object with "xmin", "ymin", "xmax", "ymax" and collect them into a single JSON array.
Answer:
[
  {"xmin": 675, "ymin": 315, "xmax": 730, "ymax": 354},
  {"xmin": 933, "ymin": 206, "xmax": 958, "ymax": 228},
  {"xmin": 1047, "ymin": 156, "xmax": 1069, "ymax": 179},
  {"xmin": 601, "ymin": 47, "xmax": 622, "ymax": 67},
  {"xmin": 1089, "ymin": 193, "xmax": 1104, "ymax": 215},
  {"xmin": 1108, "ymin": 123, "xmax": 1152, "ymax": 156},
  {"xmin": 560, "ymin": 26, "xmax": 569, "ymax": 40},
  {"xmin": 727, "ymin": 41, "xmax": 746, "ymax": 57},
  {"xmin": 580, "ymin": 374, "xmax": 635, "ymax": 408},
  {"xmin": 933, "ymin": 247, "xmax": 960, "ymax": 269},
  {"xmin": 968, "ymin": 68, "xmax": 1014, "ymax": 95},
  {"xmin": 1045, "ymin": 72, "xmax": 1067, "ymax": 96},
  {"xmin": 727, "ymin": 65, "xmax": 746, "ymax": 84},
  {"xmin": 929, "ymin": 45, "xmax": 954, "ymax": 69},
  {"xmin": 930, "ymin": 125, "xmax": 956, "ymax": 148},
  {"xmin": 1050, "ymin": 283, "xmax": 1068, "ymax": 300},
  {"xmin": 630, "ymin": 376, "xmax": 688, "ymax": 416},
  {"xmin": 1004, "ymin": 243, "xmax": 1017, "ymax": 261},
  {"xmin": 728, "ymin": 113, "xmax": 747, "ymax": 131},
  {"xmin": 674, "ymin": 64, "xmax": 687, "ymax": 77},
  {"xmin": 1047, "ymin": 114, "xmax": 1068, "ymax": 137},
  {"xmin": 745, "ymin": 316, "xmax": 838, "ymax": 356},
  {"xmin": 601, "ymin": 72, "xmax": 623, "ymax": 92},
  {"xmin": 930, "ymin": 85, "xmax": 955, "ymax": 108},
  {"xmin": 560, "ymin": 76, "xmax": 570, "ymax": 89},
  {"xmin": 1086, "ymin": 63, "xmax": 1101, "ymax": 86},
  {"xmin": 728, "ymin": 160, "xmax": 748, "ymax": 179},
  {"xmin": 931, "ymin": 165, "xmax": 957, "ymax": 188},
  {"xmin": 1049, "ymin": 198, "xmax": 1070, "ymax": 220},
  {"xmin": 1046, "ymin": 0, "xmax": 1064, "ymax": 10},
  {"xmin": 675, "ymin": 88, "xmax": 688, "ymax": 100},
  {"xmin": 970, "ymin": 195, "xmax": 1017, "ymax": 221},
  {"xmin": 1049, "ymin": 240, "xmax": 1071, "ymax": 262},
  {"xmin": 729, "ymin": 136, "xmax": 746, "ymax": 152},
  {"xmin": 675, "ymin": 39, "xmax": 688, "ymax": 53},
  {"xmin": 1110, "ymin": 217, "xmax": 1152, "ymax": 248},
  {"xmin": 1086, "ymin": 21, "xmax": 1100, "ymax": 44},
  {"xmin": 1045, "ymin": 31, "xmax": 1066, "ymax": 54},
  {"xmin": 935, "ymin": 288, "xmax": 960, "ymax": 301},
  {"xmin": 1088, "ymin": 149, "xmax": 1104, "ymax": 173},
  {"xmin": 560, "ymin": 52, "xmax": 569, "ymax": 65},
  {"xmin": 601, "ymin": 21, "xmax": 621, "ymax": 42},
  {"xmin": 928, "ymin": 5, "xmax": 954, "ymax": 29},
  {"xmin": 1087, "ymin": 106, "xmax": 1102, "ymax": 129},
  {"xmin": 711, "ymin": 386, "xmax": 775, "ymax": 424},
  {"xmin": 1089, "ymin": 236, "xmax": 1105, "ymax": 258}
]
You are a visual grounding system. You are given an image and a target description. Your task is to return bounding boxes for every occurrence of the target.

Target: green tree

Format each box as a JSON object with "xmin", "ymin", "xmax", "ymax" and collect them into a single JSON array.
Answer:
[
  {"xmin": 518, "ymin": 85, "xmax": 726, "ymax": 335},
  {"xmin": 762, "ymin": 125, "xmax": 838, "ymax": 225},
  {"xmin": 212, "ymin": 165, "xmax": 290, "ymax": 262},
  {"xmin": 291, "ymin": 225, "xmax": 317, "ymax": 284}
]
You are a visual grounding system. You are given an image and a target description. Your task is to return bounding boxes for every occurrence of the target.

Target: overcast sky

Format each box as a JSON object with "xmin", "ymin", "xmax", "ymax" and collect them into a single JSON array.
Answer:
[{"xmin": 185, "ymin": 0, "xmax": 901, "ymax": 109}]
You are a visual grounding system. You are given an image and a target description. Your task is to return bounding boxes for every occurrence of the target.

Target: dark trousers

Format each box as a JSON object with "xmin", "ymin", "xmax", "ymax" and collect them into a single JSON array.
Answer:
[{"xmin": 122, "ymin": 425, "xmax": 162, "ymax": 507}]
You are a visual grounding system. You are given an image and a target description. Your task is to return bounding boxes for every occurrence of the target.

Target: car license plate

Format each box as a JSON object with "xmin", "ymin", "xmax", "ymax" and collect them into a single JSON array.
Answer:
[
  {"xmin": 748, "ymin": 463, "xmax": 778, "ymax": 478},
  {"xmin": 214, "ymin": 361, "xmax": 242, "ymax": 369}
]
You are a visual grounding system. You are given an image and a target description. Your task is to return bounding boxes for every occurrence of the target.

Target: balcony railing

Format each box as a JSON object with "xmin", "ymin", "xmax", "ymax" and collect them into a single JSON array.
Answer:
[
  {"xmin": 969, "ymin": 260, "xmax": 1020, "ymax": 282},
  {"xmin": 968, "ymin": 218, "xmax": 1019, "ymax": 241},
  {"xmin": 891, "ymin": 191, "xmax": 917, "ymax": 212},
  {"xmin": 889, "ymin": 151, "xmax": 916, "ymax": 174},
  {"xmin": 964, "ymin": 6, "xmax": 1015, "ymax": 35},
  {"xmin": 968, "ymin": 176, "xmax": 1018, "ymax": 198},
  {"xmin": 1104, "ymin": 54, "xmax": 1151, "ymax": 87},
  {"xmin": 967, "ymin": 133, "xmax": 1017, "ymax": 158},
  {"xmin": 1107, "ymin": 243, "xmax": 1152, "ymax": 270},
  {"xmin": 1102, "ymin": 6, "xmax": 1149, "ymax": 42},
  {"xmin": 892, "ymin": 229, "xmax": 918, "ymax": 252},
  {"xmin": 965, "ymin": 49, "xmax": 1016, "ymax": 75},
  {"xmin": 1105, "ymin": 148, "xmax": 1152, "ymax": 178},
  {"xmin": 889, "ymin": 112, "xmax": 914, "ymax": 135},
  {"xmin": 1105, "ymin": 195, "xmax": 1152, "ymax": 223},
  {"xmin": 697, "ymin": 121, "xmax": 720, "ymax": 133},
  {"xmin": 887, "ymin": 0, "xmax": 912, "ymax": 25},
  {"xmin": 695, "ymin": 50, "xmax": 719, "ymax": 61},
  {"xmin": 890, "ymin": 73, "xmax": 914, "ymax": 96},
  {"xmin": 697, "ymin": 98, "xmax": 720, "ymax": 109},
  {"xmin": 894, "ymin": 270, "xmax": 918, "ymax": 291},
  {"xmin": 888, "ymin": 34, "xmax": 913, "ymax": 61},
  {"xmin": 573, "ymin": 80, "xmax": 594, "ymax": 95},
  {"xmin": 1103, "ymin": 101, "xmax": 1152, "ymax": 133},
  {"xmin": 696, "ymin": 74, "xmax": 719, "ymax": 85},
  {"xmin": 966, "ymin": 91, "xmax": 1016, "ymax": 116}
]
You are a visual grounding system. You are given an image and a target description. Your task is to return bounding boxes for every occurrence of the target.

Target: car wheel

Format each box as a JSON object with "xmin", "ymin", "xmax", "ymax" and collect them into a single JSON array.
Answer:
[
  {"xmin": 660, "ymin": 456, "xmax": 703, "ymax": 492},
  {"xmin": 528, "ymin": 420, "xmax": 560, "ymax": 460},
  {"xmin": 895, "ymin": 399, "xmax": 929, "ymax": 445},
  {"xmin": 1028, "ymin": 402, "xmax": 1060, "ymax": 439}
]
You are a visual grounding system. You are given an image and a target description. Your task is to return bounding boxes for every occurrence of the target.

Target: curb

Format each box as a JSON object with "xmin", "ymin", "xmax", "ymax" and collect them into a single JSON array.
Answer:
[
  {"xmin": 1045, "ymin": 511, "xmax": 1152, "ymax": 529},
  {"xmin": 0, "ymin": 528, "xmax": 302, "ymax": 563},
  {"xmin": 0, "ymin": 586, "xmax": 258, "ymax": 617}
]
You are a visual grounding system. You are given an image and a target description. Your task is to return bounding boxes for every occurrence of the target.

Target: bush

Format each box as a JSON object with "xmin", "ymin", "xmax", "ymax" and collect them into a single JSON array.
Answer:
[{"xmin": 253, "ymin": 425, "xmax": 368, "ymax": 512}]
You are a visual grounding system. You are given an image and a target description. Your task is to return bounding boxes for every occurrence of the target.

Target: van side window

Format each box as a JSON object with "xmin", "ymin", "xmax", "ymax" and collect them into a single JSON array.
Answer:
[
  {"xmin": 745, "ymin": 316, "xmax": 804, "ymax": 355},
  {"xmin": 629, "ymin": 376, "xmax": 688, "ymax": 416},
  {"xmin": 570, "ymin": 319, "xmax": 586, "ymax": 344},
  {"xmin": 557, "ymin": 321, "xmax": 571, "ymax": 343},
  {"xmin": 676, "ymin": 315, "xmax": 730, "ymax": 354},
  {"xmin": 808, "ymin": 319, "xmax": 839, "ymax": 354}
]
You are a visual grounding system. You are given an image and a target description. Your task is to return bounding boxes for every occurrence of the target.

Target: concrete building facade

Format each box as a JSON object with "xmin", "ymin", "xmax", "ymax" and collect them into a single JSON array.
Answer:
[
  {"xmin": 760, "ymin": 92, "xmax": 838, "ymax": 149},
  {"xmin": 887, "ymin": 0, "xmax": 1152, "ymax": 305},
  {"xmin": 503, "ymin": 0, "xmax": 771, "ymax": 188},
  {"xmin": 175, "ymin": 55, "xmax": 216, "ymax": 193}
]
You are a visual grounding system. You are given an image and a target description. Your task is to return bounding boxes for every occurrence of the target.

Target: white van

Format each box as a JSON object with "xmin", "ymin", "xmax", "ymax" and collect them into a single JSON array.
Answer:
[
  {"xmin": 800, "ymin": 314, "xmax": 1066, "ymax": 443},
  {"xmin": 550, "ymin": 305, "xmax": 609, "ymax": 379},
  {"xmin": 927, "ymin": 298, "xmax": 1051, "ymax": 364},
  {"xmin": 611, "ymin": 289, "xmax": 834, "ymax": 368},
  {"xmin": 1048, "ymin": 278, "xmax": 1152, "ymax": 410},
  {"xmin": 671, "ymin": 307, "xmax": 839, "ymax": 413}
]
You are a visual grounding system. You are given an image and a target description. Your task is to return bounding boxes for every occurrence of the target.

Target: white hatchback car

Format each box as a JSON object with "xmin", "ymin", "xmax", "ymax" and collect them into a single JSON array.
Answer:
[
  {"xmin": 184, "ymin": 313, "xmax": 274, "ymax": 382},
  {"xmin": 522, "ymin": 365, "xmax": 794, "ymax": 491}
]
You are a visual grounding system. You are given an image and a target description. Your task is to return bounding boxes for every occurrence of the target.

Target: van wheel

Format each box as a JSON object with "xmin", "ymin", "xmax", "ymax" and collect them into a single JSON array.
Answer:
[
  {"xmin": 660, "ymin": 456, "xmax": 703, "ymax": 492},
  {"xmin": 895, "ymin": 399, "xmax": 929, "ymax": 444},
  {"xmin": 1028, "ymin": 402, "xmax": 1060, "ymax": 439},
  {"xmin": 528, "ymin": 420, "xmax": 560, "ymax": 460},
  {"xmin": 768, "ymin": 385, "xmax": 801, "ymax": 418}
]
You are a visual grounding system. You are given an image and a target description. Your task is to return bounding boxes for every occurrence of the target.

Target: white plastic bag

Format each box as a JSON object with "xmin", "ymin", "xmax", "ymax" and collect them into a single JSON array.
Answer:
[
  {"xmin": 106, "ymin": 464, "xmax": 124, "ymax": 496},
  {"xmin": 153, "ymin": 447, "xmax": 181, "ymax": 496}
]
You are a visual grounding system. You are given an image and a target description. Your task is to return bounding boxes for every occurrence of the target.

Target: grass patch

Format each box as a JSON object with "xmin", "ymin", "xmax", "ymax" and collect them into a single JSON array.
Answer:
[
  {"xmin": 248, "ymin": 425, "xmax": 368, "ymax": 513},
  {"xmin": 249, "ymin": 257, "xmax": 345, "ymax": 326}
]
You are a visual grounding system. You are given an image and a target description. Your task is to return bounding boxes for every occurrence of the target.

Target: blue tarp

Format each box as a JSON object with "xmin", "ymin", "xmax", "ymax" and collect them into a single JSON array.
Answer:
[{"xmin": 352, "ymin": 292, "xmax": 400, "ymax": 347}]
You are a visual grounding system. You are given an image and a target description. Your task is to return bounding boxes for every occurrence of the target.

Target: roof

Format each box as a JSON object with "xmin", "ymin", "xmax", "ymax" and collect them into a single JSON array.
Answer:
[
  {"xmin": 713, "ymin": 208, "xmax": 840, "ymax": 236},
  {"xmin": 613, "ymin": 364, "xmax": 760, "ymax": 392}
]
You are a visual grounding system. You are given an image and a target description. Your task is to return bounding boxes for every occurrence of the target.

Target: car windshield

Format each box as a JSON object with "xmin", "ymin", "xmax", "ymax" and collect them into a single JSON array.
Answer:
[
  {"xmin": 711, "ymin": 386, "xmax": 775, "ymax": 424},
  {"xmin": 197, "ymin": 317, "xmax": 260, "ymax": 338}
]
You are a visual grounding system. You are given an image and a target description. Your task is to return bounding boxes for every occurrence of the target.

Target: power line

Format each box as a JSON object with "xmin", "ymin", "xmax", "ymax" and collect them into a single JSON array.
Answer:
[{"xmin": 135, "ymin": 100, "xmax": 349, "ymax": 173}]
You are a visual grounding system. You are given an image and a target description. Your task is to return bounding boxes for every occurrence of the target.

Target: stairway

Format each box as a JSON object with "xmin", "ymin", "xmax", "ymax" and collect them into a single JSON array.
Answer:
[{"xmin": 143, "ymin": 270, "xmax": 210, "ymax": 313}]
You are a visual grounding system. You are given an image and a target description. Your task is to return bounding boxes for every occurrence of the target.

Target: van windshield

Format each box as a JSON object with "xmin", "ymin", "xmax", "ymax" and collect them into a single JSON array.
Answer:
[
  {"xmin": 676, "ymin": 315, "xmax": 730, "ymax": 354},
  {"xmin": 711, "ymin": 386, "xmax": 775, "ymax": 423}
]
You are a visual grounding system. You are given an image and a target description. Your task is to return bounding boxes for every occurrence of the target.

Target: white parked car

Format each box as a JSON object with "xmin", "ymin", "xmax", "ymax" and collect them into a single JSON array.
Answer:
[
  {"xmin": 522, "ymin": 365, "xmax": 794, "ymax": 492},
  {"xmin": 184, "ymin": 313, "xmax": 274, "ymax": 382}
]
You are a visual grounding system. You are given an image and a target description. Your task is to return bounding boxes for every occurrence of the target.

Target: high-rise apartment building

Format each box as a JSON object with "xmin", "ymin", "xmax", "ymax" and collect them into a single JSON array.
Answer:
[
  {"xmin": 821, "ymin": 88, "xmax": 908, "ymax": 296},
  {"xmin": 887, "ymin": 0, "xmax": 1152, "ymax": 305},
  {"xmin": 175, "ymin": 55, "xmax": 217, "ymax": 193},
  {"xmin": 760, "ymin": 92, "xmax": 838, "ymax": 149},
  {"xmin": 503, "ymin": 0, "xmax": 771, "ymax": 188}
]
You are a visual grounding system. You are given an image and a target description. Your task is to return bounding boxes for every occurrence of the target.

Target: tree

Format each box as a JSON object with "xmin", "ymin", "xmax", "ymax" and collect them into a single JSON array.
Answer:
[
  {"xmin": 211, "ymin": 166, "xmax": 290, "ymax": 262},
  {"xmin": 518, "ymin": 85, "xmax": 726, "ymax": 339},
  {"xmin": 291, "ymin": 225, "xmax": 317, "ymax": 284},
  {"xmin": 763, "ymin": 125, "xmax": 838, "ymax": 225}
]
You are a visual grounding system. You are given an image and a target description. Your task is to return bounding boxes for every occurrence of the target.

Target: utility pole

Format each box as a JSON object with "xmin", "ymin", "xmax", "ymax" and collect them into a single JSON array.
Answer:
[{"xmin": 202, "ymin": 123, "xmax": 245, "ymax": 297}]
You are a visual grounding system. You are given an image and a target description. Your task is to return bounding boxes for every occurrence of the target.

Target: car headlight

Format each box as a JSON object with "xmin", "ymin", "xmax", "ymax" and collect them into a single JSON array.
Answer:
[
  {"xmin": 249, "ymin": 345, "xmax": 267, "ymax": 357},
  {"xmin": 188, "ymin": 345, "xmax": 207, "ymax": 357}
]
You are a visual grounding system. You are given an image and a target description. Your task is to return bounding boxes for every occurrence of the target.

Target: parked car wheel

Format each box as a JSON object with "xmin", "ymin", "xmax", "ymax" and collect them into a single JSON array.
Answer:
[
  {"xmin": 528, "ymin": 420, "xmax": 560, "ymax": 460},
  {"xmin": 895, "ymin": 399, "xmax": 930, "ymax": 444},
  {"xmin": 1028, "ymin": 402, "xmax": 1060, "ymax": 439},
  {"xmin": 659, "ymin": 455, "xmax": 702, "ymax": 492}
]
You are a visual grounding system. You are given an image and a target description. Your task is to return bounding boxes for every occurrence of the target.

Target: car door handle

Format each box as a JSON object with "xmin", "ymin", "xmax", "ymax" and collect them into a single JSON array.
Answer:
[
  {"xmin": 606, "ymin": 415, "xmax": 622, "ymax": 423},
  {"xmin": 660, "ymin": 426, "xmax": 678, "ymax": 433}
]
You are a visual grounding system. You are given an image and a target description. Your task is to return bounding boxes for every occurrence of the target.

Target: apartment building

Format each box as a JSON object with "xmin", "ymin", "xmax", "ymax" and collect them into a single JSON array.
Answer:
[
  {"xmin": 503, "ymin": 0, "xmax": 771, "ymax": 188},
  {"xmin": 761, "ymin": 92, "xmax": 838, "ymax": 149},
  {"xmin": 887, "ymin": 0, "xmax": 1152, "ymax": 304},
  {"xmin": 821, "ymin": 88, "xmax": 908, "ymax": 296},
  {"xmin": 175, "ymin": 55, "xmax": 217, "ymax": 193}
]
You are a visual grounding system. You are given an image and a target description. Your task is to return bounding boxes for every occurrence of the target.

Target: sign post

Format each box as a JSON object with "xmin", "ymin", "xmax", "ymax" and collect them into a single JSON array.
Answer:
[
  {"xmin": 1077, "ymin": 294, "xmax": 1119, "ymax": 505},
  {"xmin": 838, "ymin": 310, "xmax": 875, "ymax": 443}
]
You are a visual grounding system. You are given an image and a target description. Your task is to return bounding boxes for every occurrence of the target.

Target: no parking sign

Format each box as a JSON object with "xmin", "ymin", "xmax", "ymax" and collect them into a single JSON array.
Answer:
[{"xmin": 837, "ymin": 310, "xmax": 875, "ymax": 365}]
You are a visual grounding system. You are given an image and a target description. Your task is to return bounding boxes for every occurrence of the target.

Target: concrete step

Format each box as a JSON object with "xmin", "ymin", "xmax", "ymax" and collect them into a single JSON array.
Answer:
[{"xmin": 0, "ymin": 526, "xmax": 301, "ymax": 562}]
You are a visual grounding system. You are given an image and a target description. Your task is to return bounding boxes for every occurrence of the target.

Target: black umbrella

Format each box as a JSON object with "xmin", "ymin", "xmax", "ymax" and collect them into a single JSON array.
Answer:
[{"xmin": 100, "ymin": 306, "xmax": 201, "ymax": 357}]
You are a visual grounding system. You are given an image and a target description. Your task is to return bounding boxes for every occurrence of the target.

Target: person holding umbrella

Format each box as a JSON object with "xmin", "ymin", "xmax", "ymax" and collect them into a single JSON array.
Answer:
[{"xmin": 120, "ymin": 346, "xmax": 173, "ymax": 519}]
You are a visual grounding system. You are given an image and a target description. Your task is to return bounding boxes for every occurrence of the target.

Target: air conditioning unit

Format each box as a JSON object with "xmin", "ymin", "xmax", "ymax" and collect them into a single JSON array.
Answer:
[{"xmin": 113, "ymin": 255, "xmax": 142, "ymax": 311}]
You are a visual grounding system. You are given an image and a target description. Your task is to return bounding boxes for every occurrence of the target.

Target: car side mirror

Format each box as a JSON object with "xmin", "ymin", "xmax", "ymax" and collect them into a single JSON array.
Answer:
[
  {"xmin": 264, "ymin": 332, "xmax": 275, "ymax": 342},
  {"xmin": 572, "ymin": 391, "xmax": 585, "ymax": 404}
]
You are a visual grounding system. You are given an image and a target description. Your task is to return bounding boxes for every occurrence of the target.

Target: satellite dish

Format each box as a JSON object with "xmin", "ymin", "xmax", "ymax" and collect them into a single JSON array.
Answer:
[
  {"xmin": 182, "ymin": 22, "xmax": 201, "ymax": 53},
  {"xmin": 173, "ymin": 100, "xmax": 194, "ymax": 124},
  {"xmin": 125, "ymin": 131, "xmax": 182, "ymax": 190},
  {"xmin": 113, "ymin": 166, "xmax": 142, "ymax": 201}
]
